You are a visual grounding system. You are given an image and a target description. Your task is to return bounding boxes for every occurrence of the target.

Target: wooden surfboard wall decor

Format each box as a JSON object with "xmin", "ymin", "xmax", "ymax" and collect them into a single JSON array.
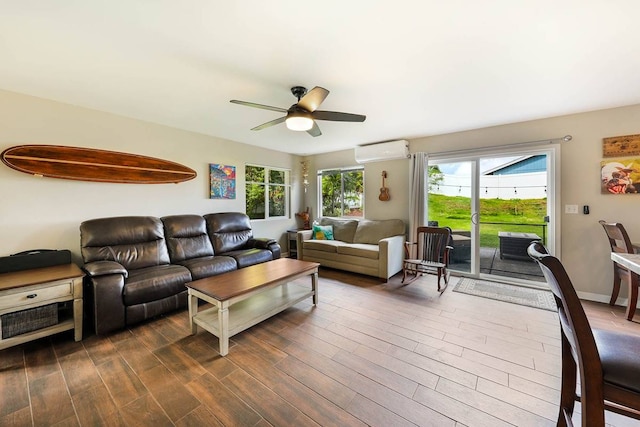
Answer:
[{"xmin": 1, "ymin": 145, "xmax": 197, "ymax": 184}]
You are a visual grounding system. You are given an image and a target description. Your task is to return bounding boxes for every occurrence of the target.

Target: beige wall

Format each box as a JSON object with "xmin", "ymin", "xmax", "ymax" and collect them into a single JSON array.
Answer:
[
  {"xmin": 0, "ymin": 90, "xmax": 302, "ymax": 263},
  {"xmin": 3, "ymin": 86, "xmax": 639, "ymax": 304},
  {"xmin": 304, "ymin": 150, "xmax": 410, "ymax": 223},
  {"xmin": 307, "ymin": 104, "xmax": 640, "ymax": 304}
]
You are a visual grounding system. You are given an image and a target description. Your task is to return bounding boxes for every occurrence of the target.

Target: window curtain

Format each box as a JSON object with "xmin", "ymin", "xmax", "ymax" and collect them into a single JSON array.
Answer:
[{"xmin": 409, "ymin": 152, "xmax": 428, "ymax": 243}]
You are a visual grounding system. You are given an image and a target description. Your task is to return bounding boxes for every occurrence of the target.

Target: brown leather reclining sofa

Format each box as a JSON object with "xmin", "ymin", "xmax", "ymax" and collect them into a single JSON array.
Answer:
[{"xmin": 80, "ymin": 212, "xmax": 281, "ymax": 335}]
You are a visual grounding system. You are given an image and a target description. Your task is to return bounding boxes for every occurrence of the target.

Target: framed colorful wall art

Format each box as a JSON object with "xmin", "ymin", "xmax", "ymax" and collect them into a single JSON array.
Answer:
[{"xmin": 210, "ymin": 164, "xmax": 236, "ymax": 199}]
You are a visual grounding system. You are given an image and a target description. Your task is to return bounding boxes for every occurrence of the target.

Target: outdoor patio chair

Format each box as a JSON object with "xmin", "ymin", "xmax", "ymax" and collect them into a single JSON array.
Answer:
[
  {"xmin": 402, "ymin": 226, "xmax": 452, "ymax": 292},
  {"xmin": 598, "ymin": 220, "xmax": 639, "ymax": 320},
  {"xmin": 528, "ymin": 241, "xmax": 640, "ymax": 427}
]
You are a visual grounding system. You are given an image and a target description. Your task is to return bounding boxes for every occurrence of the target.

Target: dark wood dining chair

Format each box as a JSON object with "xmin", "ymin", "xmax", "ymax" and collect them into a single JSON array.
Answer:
[
  {"xmin": 527, "ymin": 241, "xmax": 640, "ymax": 427},
  {"xmin": 598, "ymin": 220, "xmax": 639, "ymax": 320},
  {"xmin": 402, "ymin": 226, "xmax": 452, "ymax": 292}
]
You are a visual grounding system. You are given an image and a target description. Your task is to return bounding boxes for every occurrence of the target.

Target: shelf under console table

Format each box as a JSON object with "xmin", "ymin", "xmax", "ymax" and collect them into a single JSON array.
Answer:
[{"xmin": 0, "ymin": 263, "xmax": 84, "ymax": 350}]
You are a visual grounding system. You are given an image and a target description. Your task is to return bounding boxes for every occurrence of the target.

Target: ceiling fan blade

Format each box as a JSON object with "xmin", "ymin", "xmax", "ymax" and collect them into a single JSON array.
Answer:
[
  {"xmin": 297, "ymin": 86, "xmax": 329, "ymax": 112},
  {"xmin": 251, "ymin": 116, "xmax": 286, "ymax": 131},
  {"xmin": 312, "ymin": 110, "xmax": 366, "ymax": 122},
  {"xmin": 307, "ymin": 121, "xmax": 322, "ymax": 137},
  {"xmin": 230, "ymin": 100, "xmax": 288, "ymax": 113}
]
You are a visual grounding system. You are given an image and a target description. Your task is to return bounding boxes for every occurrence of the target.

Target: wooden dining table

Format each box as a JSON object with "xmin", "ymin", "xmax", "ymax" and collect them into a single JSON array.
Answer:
[{"xmin": 610, "ymin": 252, "xmax": 640, "ymax": 320}]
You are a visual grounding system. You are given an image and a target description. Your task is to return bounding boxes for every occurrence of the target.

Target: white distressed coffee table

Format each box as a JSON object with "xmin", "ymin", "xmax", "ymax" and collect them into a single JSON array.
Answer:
[{"xmin": 186, "ymin": 258, "xmax": 319, "ymax": 356}]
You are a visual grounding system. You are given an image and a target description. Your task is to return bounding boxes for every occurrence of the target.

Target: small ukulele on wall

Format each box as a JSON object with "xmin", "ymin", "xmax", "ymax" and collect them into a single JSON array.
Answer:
[{"xmin": 379, "ymin": 171, "xmax": 390, "ymax": 201}]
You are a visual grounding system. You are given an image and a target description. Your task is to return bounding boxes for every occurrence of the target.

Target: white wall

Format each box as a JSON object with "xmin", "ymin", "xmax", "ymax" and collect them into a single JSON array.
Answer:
[{"xmin": 0, "ymin": 90, "xmax": 303, "ymax": 263}]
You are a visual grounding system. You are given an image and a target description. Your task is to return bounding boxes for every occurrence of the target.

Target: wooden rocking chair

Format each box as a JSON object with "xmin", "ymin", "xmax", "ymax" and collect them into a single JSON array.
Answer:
[{"xmin": 402, "ymin": 226, "xmax": 452, "ymax": 292}]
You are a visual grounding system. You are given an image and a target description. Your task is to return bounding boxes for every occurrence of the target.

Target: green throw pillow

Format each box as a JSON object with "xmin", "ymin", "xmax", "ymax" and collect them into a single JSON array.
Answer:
[{"xmin": 312, "ymin": 224, "xmax": 334, "ymax": 240}]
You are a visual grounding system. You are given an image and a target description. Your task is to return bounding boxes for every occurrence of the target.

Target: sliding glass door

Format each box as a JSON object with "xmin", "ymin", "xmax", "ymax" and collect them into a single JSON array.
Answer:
[
  {"xmin": 428, "ymin": 147, "xmax": 557, "ymax": 285},
  {"xmin": 428, "ymin": 160, "xmax": 475, "ymax": 273}
]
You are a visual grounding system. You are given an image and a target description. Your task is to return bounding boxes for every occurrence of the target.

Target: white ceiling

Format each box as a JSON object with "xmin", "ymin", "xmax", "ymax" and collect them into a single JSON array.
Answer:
[{"xmin": 2, "ymin": 1, "xmax": 640, "ymax": 156}]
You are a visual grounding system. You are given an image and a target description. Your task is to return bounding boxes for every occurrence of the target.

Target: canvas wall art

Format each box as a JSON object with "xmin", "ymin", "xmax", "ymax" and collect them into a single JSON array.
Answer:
[
  {"xmin": 210, "ymin": 164, "xmax": 236, "ymax": 199},
  {"xmin": 601, "ymin": 158, "xmax": 640, "ymax": 194}
]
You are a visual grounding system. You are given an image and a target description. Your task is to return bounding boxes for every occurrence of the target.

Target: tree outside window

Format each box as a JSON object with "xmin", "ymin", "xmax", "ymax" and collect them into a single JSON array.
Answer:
[
  {"xmin": 246, "ymin": 165, "xmax": 290, "ymax": 220},
  {"xmin": 319, "ymin": 168, "xmax": 364, "ymax": 217},
  {"xmin": 429, "ymin": 165, "xmax": 444, "ymax": 191}
]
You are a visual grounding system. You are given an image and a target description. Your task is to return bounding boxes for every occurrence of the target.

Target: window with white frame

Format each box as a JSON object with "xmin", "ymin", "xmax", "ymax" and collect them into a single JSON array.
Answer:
[
  {"xmin": 318, "ymin": 167, "xmax": 364, "ymax": 217},
  {"xmin": 245, "ymin": 165, "xmax": 290, "ymax": 220}
]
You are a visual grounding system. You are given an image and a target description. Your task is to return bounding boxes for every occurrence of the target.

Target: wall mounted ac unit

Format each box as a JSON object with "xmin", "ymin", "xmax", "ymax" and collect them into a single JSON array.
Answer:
[{"xmin": 354, "ymin": 140, "xmax": 410, "ymax": 164}]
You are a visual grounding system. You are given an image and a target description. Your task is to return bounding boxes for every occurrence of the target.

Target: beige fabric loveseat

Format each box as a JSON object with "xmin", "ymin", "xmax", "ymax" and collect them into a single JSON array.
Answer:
[{"xmin": 296, "ymin": 217, "xmax": 406, "ymax": 279}]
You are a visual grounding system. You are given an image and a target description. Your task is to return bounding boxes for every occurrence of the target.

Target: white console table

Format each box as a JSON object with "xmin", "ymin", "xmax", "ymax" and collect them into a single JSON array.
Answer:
[{"xmin": 0, "ymin": 264, "xmax": 84, "ymax": 350}]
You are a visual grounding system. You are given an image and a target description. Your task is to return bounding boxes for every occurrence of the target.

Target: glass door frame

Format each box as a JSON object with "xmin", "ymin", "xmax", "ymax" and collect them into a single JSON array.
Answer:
[{"xmin": 428, "ymin": 144, "xmax": 560, "ymax": 285}]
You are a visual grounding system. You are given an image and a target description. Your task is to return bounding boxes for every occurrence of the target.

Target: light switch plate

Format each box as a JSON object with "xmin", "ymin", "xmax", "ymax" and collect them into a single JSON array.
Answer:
[{"xmin": 565, "ymin": 204, "xmax": 579, "ymax": 214}]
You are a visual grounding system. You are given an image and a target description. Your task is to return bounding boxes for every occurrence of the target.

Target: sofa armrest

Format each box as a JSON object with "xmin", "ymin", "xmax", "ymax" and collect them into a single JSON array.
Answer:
[
  {"xmin": 84, "ymin": 273, "xmax": 126, "ymax": 335},
  {"xmin": 83, "ymin": 260, "xmax": 128, "ymax": 278},
  {"xmin": 247, "ymin": 237, "xmax": 275, "ymax": 249},
  {"xmin": 296, "ymin": 230, "xmax": 313, "ymax": 260},
  {"xmin": 378, "ymin": 235, "xmax": 406, "ymax": 279},
  {"xmin": 246, "ymin": 238, "xmax": 281, "ymax": 259},
  {"xmin": 82, "ymin": 261, "xmax": 128, "ymax": 335}
]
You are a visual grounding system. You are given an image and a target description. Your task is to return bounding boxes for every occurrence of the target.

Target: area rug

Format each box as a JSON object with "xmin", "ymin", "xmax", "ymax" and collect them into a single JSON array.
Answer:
[{"xmin": 452, "ymin": 278, "xmax": 557, "ymax": 311}]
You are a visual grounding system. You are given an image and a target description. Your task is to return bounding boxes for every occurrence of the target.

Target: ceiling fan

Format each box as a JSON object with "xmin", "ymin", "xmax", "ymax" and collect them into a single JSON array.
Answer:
[{"xmin": 230, "ymin": 86, "xmax": 366, "ymax": 137}]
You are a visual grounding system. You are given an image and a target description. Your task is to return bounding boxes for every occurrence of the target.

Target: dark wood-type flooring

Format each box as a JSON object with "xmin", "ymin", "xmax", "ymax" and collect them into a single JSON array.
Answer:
[{"xmin": 2, "ymin": 269, "xmax": 640, "ymax": 427}]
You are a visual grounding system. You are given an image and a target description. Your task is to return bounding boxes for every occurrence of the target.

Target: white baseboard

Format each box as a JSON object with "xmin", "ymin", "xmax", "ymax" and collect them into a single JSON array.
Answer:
[{"xmin": 576, "ymin": 291, "xmax": 640, "ymax": 309}]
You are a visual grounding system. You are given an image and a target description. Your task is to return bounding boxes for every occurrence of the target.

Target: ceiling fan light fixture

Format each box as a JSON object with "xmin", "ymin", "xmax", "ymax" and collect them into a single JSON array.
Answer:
[
  {"xmin": 233, "ymin": 86, "xmax": 364, "ymax": 137},
  {"xmin": 285, "ymin": 114, "xmax": 313, "ymax": 131}
]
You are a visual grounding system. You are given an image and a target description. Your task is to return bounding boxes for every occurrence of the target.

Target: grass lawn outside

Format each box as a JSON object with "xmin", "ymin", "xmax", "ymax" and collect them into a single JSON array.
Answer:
[{"xmin": 428, "ymin": 194, "xmax": 548, "ymax": 247}]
